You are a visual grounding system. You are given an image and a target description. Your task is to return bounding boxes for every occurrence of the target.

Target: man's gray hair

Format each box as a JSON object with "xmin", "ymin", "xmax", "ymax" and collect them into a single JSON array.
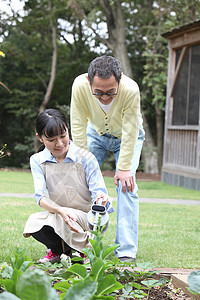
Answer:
[{"xmin": 88, "ymin": 56, "xmax": 122, "ymax": 84}]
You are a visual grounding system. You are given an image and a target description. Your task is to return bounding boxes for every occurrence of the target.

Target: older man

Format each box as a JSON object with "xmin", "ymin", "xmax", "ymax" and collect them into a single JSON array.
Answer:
[{"xmin": 70, "ymin": 55, "xmax": 144, "ymax": 261}]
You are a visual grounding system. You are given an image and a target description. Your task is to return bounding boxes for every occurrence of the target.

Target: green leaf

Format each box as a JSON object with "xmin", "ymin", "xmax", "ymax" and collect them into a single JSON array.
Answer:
[
  {"xmin": 93, "ymin": 295, "xmax": 115, "ymax": 300},
  {"xmin": 0, "ymin": 291, "xmax": 21, "ymax": 299},
  {"xmin": 89, "ymin": 239, "xmax": 102, "ymax": 258},
  {"xmin": 10, "ymin": 248, "xmax": 32, "ymax": 271},
  {"xmin": 141, "ymin": 279, "xmax": 160, "ymax": 288},
  {"xmin": 90, "ymin": 258, "xmax": 106, "ymax": 281},
  {"xmin": 82, "ymin": 248, "xmax": 95, "ymax": 265},
  {"xmin": 67, "ymin": 264, "xmax": 88, "ymax": 279},
  {"xmin": 188, "ymin": 270, "xmax": 200, "ymax": 294},
  {"xmin": 122, "ymin": 283, "xmax": 132, "ymax": 295},
  {"xmin": 16, "ymin": 268, "xmax": 59, "ymax": 300},
  {"xmin": 71, "ymin": 256, "xmax": 83, "ymax": 263},
  {"xmin": 53, "ymin": 268, "xmax": 71, "ymax": 279},
  {"xmin": 96, "ymin": 274, "xmax": 123, "ymax": 296},
  {"xmin": 19, "ymin": 261, "xmax": 33, "ymax": 272},
  {"xmin": 0, "ymin": 269, "xmax": 22, "ymax": 295},
  {"xmin": 1, "ymin": 266, "xmax": 13, "ymax": 279},
  {"xmin": 131, "ymin": 289, "xmax": 148, "ymax": 298},
  {"xmin": 136, "ymin": 262, "xmax": 155, "ymax": 270},
  {"xmin": 186, "ymin": 286, "xmax": 200, "ymax": 295},
  {"xmin": 123, "ymin": 269, "xmax": 135, "ymax": 279},
  {"xmin": 0, "ymin": 279, "xmax": 16, "ymax": 294},
  {"xmin": 102, "ymin": 244, "xmax": 119, "ymax": 260},
  {"xmin": 63, "ymin": 278, "xmax": 97, "ymax": 300},
  {"xmin": 156, "ymin": 277, "xmax": 168, "ymax": 286},
  {"xmin": 53, "ymin": 281, "xmax": 71, "ymax": 293}
]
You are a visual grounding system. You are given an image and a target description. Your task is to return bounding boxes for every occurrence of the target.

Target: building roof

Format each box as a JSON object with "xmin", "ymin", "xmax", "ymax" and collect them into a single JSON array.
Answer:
[{"xmin": 162, "ymin": 19, "xmax": 200, "ymax": 39}]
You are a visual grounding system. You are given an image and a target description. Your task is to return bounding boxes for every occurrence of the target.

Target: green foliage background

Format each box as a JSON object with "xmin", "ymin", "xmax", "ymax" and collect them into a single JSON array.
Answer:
[{"xmin": 0, "ymin": 0, "xmax": 199, "ymax": 168}]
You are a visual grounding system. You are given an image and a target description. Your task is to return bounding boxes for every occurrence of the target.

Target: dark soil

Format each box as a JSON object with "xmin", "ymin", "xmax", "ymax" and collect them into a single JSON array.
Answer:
[
  {"xmin": 147, "ymin": 284, "xmax": 190, "ymax": 299},
  {"xmin": 0, "ymin": 277, "xmax": 191, "ymax": 299},
  {"xmin": 51, "ymin": 272, "xmax": 191, "ymax": 300},
  {"xmin": 144, "ymin": 283, "xmax": 190, "ymax": 299},
  {"xmin": 115, "ymin": 280, "xmax": 190, "ymax": 300}
]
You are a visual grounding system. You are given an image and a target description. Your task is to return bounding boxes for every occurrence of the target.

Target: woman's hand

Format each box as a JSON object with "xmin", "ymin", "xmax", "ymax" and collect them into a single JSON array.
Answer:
[
  {"xmin": 39, "ymin": 197, "xmax": 80, "ymax": 233},
  {"xmin": 58, "ymin": 208, "xmax": 80, "ymax": 233},
  {"xmin": 95, "ymin": 191, "xmax": 110, "ymax": 207}
]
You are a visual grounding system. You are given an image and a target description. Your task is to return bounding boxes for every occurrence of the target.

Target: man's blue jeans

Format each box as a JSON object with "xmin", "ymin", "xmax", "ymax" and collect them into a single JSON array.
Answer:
[{"xmin": 87, "ymin": 122, "xmax": 145, "ymax": 258}]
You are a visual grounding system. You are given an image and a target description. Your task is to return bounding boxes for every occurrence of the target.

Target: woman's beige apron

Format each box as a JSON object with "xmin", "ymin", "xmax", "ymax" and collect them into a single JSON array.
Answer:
[{"xmin": 23, "ymin": 161, "xmax": 93, "ymax": 251}]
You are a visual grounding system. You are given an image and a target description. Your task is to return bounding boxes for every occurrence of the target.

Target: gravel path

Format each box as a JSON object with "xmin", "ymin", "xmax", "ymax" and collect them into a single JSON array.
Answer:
[{"xmin": 1, "ymin": 193, "xmax": 200, "ymax": 205}]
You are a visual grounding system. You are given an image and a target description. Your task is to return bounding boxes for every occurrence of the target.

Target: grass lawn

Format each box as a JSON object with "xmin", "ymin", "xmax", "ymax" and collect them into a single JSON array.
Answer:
[
  {"xmin": 0, "ymin": 197, "xmax": 46, "ymax": 263},
  {"xmin": 104, "ymin": 201, "xmax": 200, "ymax": 269},
  {"xmin": 105, "ymin": 176, "xmax": 200, "ymax": 200},
  {"xmin": 0, "ymin": 170, "xmax": 200, "ymax": 268},
  {"xmin": 1, "ymin": 170, "xmax": 200, "ymax": 200},
  {"xmin": 0, "ymin": 170, "xmax": 34, "ymax": 194}
]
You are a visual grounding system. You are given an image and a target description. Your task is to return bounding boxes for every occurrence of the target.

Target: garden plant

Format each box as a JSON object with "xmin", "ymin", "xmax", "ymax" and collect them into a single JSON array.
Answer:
[
  {"xmin": 0, "ymin": 170, "xmax": 200, "ymax": 299},
  {"xmin": 0, "ymin": 227, "xmax": 167, "ymax": 300},
  {"xmin": 1, "ymin": 221, "xmax": 199, "ymax": 300},
  {"xmin": 187, "ymin": 270, "xmax": 200, "ymax": 297}
]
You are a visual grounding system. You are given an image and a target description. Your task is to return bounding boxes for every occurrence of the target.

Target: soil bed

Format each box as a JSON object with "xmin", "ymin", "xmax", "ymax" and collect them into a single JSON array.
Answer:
[{"xmin": 115, "ymin": 280, "xmax": 190, "ymax": 299}]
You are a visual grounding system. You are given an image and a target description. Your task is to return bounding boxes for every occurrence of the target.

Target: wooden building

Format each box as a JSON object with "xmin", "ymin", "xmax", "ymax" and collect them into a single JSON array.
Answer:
[{"xmin": 162, "ymin": 20, "xmax": 200, "ymax": 190}]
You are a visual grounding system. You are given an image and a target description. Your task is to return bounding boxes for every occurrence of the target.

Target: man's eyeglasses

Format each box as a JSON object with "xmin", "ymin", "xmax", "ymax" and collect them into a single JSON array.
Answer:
[
  {"xmin": 92, "ymin": 86, "xmax": 118, "ymax": 97},
  {"xmin": 92, "ymin": 91, "xmax": 118, "ymax": 97}
]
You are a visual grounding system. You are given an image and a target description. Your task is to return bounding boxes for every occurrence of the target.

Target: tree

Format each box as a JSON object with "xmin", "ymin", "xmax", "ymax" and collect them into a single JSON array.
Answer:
[
  {"xmin": 0, "ymin": 0, "xmax": 96, "ymax": 167},
  {"xmin": 24, "ymin": 0, "xmax": 59, "ymax": 150},
  {"xmin": 38, "ymin": 1, "xmax": 58, "ymax": 114},
  {"xmin": 68, "ymin": 0, "xmax": 200, "ymax": 173},
  {"xmin": 1, "ymin": 0, "xmax": 199, "ymax": 169},
  {"xmin": 69, "ymin": 0, "xmax": 159, "ymax": 172}
]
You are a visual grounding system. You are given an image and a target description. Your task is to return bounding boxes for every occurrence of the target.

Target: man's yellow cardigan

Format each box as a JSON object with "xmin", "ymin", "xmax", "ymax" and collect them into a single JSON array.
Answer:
[{"xmin": 70, "ymin": 73, "xmax": 143, "ymax": 170}]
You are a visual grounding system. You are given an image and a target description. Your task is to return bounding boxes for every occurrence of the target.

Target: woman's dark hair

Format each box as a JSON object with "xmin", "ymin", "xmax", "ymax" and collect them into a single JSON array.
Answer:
[
  {"xmin": 88, "ymin": 55, "xmax": 122, "ymax": 85},
  {"xmin": 36, "ymin": 109, "xmax": 69, "ymax": 138}
]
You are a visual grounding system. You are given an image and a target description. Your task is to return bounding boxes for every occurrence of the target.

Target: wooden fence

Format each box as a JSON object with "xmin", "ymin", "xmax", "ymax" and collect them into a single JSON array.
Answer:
[{"xmin": 165, "ymin": 129, "xmax": 198, "ymax": 168}]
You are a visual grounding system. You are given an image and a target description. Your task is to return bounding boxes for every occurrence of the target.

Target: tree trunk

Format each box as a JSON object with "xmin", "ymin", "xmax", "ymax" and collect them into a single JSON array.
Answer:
[
  {"xmin": 142, "ymin": 114, "xmax": 159, "ymax": 173},
  {"xmin": 72, "ymin": 0, "xmax": 159, "ymax": 173},
  {"xmin": 155, "ymin": 101, "xmax": 164, "ymax": 172},
  {"xmin": 99, "ymin": 0, "xmax": 158, "ymax": 173},
  {"xmin": 34, "ymin": 0, "xmax": 58, "ymax": 152},
  {"xmin": 98, "ymin": 0, "xmax": 132, "ymax": 77},
  {"xmin": 38, "ymin": 26, "xmax": 57, "ymax": 114}
]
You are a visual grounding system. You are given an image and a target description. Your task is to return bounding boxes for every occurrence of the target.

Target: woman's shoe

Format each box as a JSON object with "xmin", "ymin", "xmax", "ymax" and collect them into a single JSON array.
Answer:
[{"xmin": 37, "ymin": 249, "xmax": 60, "ymax": 263}]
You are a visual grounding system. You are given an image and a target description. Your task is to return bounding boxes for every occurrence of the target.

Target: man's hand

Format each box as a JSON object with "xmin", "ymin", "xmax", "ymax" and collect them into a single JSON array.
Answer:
[{"xmin": 114, "ymin": 169, "xmax": 134, "ymax": 193}]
